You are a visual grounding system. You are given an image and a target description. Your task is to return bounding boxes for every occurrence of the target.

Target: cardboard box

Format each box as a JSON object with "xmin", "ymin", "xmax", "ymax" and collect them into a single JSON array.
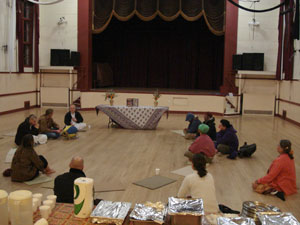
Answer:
[
  {"xmin": 170, "ymin": 214, "xmax": 202, "ymax": 225},
  {"xmin": 129, "ymin": 219, "xmax": 162, "ymax": 225}
]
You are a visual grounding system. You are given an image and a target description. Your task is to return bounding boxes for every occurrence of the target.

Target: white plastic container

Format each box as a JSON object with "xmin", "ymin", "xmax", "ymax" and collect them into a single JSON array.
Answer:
[
  {"xmin": 8, "ymin": 190, "xmax": 33, "ymax": 225},
  {"xmin": 0, "ymin": 190, "xmax": 9, "ymax": 225}
]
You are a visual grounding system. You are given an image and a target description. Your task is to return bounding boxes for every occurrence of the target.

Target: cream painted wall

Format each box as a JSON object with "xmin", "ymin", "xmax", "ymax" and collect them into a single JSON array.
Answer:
[
  {"xmin": 0, "ymin": 73, "xmax": 37, "ymax": 95},
  {"xmin": 39, "ymin": 0, "xmax": 78, "ymax": 67},
  {"xmin": 0, "ymin": 73, "xmax": 38, "ymax": 113},
  {"xmin": 81, "ymin": 92, "xmax": 226, "ymax": 114},
  {"xmin": 237, "ymin": 1, "xmax": 280, "ymax": 72},
  {"xmin": 278, "ymin": 80, "xmax": 300, "ymax": 124},
  {"xmin": 0, "ymin": 0, "xmax": 18, "ymax": 72},
  {"xmin": 0, "ymin": 94, "xmax": 37, "ymax": 113}
]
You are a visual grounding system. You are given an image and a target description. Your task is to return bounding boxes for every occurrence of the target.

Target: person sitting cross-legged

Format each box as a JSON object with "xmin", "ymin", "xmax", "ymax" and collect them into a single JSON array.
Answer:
[
  {"xmin": 215, "ymin": 119, "xmax": 239, "ymax": 159},
  {"xmin": 64, "ymin": 104, "xmax": 86, "ymax": 131},
  {"xmin": 184, "ymin": 113, "xmax": 201, "ymax": 140},
  {"xmin": 11, "ymin": 134, "xmax": 55, "ymax": 182},
  {"xmin": 39, "ymin": 109, "xmax": 62, "ymax": 139},
  {"xmin": 15, "ymin": 114, "xmax": 47, "ymax": 146},
  {"xmin": 54, "ymin": 156, "xmax": 86, "ymax": 203},
  {"xmin": 184, "ymin": 124, "xmax": 217, "ymax": 164},
  {"xmin": 203, "ymin": 112, "xmax": 217, "ymax": 141},
  {"xmin": 252, "ymin": 140, "xmax": 297, "ymax": 201},
  {"xmin": 178, "ymin": 153, "xmax": 219, "ymax": 214}
]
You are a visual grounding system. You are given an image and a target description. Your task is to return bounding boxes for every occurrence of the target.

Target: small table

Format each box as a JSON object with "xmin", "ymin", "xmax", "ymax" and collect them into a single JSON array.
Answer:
[{"xmin": 96, "ymin": 105, "xmax": 169, "ymax": 130}]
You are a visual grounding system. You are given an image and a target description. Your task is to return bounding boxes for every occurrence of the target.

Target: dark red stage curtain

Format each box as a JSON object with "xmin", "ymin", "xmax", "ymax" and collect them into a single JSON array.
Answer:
[
  {"xmin": 93, "ymin": 16, "xmax": 224, "ymax": 90},
  {"xmin": 276, "ymin": 0, "xmax": 295, "ymax": 80}
]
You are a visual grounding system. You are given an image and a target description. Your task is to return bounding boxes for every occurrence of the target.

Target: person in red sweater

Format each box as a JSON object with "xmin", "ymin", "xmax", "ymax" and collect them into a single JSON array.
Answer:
[
  {"xmin": 252, "ymin": 140, "xmax": 297, "ymax": 201},
  {"xmin": 184, "ymin": 124, "xmax": 217, "ymax": 163}
]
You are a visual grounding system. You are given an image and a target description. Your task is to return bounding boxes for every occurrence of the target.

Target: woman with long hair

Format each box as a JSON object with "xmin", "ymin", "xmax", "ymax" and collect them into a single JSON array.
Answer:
[
  {"xmin": 11, "ymin": 134, "xmax": 55, "ymax": 182},
  {"xmin": 177, "ymin": 153, "xmax": 219, "ymax": 213},
  {"xmin": 252, "ymin": 140, "xmax": 297, "ymax": 200}
]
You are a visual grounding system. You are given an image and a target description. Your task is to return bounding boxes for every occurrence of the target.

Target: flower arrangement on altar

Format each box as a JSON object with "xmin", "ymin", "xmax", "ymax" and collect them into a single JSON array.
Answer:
[
  {"xmin": 104, "ymin": 90, "xmax": 116, "ymax": 106},
  {"xmin": 153, "ymin": 89, "xmax": 161, "ymax": 107}
]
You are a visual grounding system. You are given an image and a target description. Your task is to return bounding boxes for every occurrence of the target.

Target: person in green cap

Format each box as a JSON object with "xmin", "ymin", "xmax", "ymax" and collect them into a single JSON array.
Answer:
[{"xmin": 184, "ymin": 124, "xmax": 217, "ymax": 163}]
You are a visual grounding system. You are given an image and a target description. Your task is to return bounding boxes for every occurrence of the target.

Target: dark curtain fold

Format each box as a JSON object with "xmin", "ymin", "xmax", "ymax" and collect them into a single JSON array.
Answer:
[
  {"xmin": 92, "ymin": 16, "xmax": 224, "ymax": 90},
  {"xmin": 276, "ymin": 0, "xmax": 294, "ymax": 80},
  {"xmin": 283, "ymin": 0, "xmax": 294, "ymax": 80},
  {"xmin": 93, "ymin": 0, "xmax": 113, "ymax": 30},
  {"xmin": 34, "ymin": 4, "xmax": 39, "ymax": 73},
  {"xmin": 114, "ymin": 0, "xmax": 135, "ymax": 17},
  {"xmin": 203, "ymin": 0, "xmax": 225, "ymax": 32},
  {"xmin": 158, "ymin": 0, "xmax": 180, "ymax": 17},
  {"xmin": 181, "ymin": 0, "xmax": 203, "ymax": 17},
  {"xmin": 136, "ymin": 0, "xmax": 157, "ymax": 18}
]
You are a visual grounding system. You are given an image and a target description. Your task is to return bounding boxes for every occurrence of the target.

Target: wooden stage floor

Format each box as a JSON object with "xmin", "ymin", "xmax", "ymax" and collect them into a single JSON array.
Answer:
[{"xmin": 0, "ymin": 108, "xmax": 299, "ymax": 219}]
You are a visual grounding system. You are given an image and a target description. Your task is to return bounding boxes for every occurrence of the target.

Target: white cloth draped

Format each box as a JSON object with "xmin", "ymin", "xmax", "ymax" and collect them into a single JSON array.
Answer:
[{"xmin": 8, "ymin": 0, "xmax": 16, "ymax": 72}]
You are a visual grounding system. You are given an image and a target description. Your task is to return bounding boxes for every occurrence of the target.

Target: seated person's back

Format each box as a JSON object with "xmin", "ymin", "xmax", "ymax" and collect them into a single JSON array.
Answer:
[
  {"xmin": 178, "ymin": 154, "xmax": 219, "ymax": 213},
  {"xmin": 11, "ymin": 134, "xmax": 53, "ymax": 182},
  {"xmin": 54, "ymin": 157, "xmax": 85, "ymax": 203}
]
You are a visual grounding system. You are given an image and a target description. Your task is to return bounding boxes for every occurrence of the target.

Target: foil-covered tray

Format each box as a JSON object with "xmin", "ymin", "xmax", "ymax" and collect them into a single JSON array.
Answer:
[
  {"xmin": 91, "ymin": 200, "xmax": 131, "ymax": 225},
  {"xmin": 130, "ymin": 202, "xmax": 167, "ymax": 224},
  {"xmin": 217, "ymin": 217, "xmax": 256, "ymax": 225},
  {"xmin": 257, "ymin": 212, "xmax": 300, "ymax": 225},
  {"xmin": 167, "ymin": 197, "xmax": 204, "ymax": 216}
]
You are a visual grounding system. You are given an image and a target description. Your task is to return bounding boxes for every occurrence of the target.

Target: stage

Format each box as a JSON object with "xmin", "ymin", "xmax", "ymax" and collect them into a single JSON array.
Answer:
[
  {"xmin": 89, "ymin": 87, "xmax": 223, "ymax": 96},
  {"xmin": 79, "ymin": 88, "xmax": 230, "ymax": 115}
]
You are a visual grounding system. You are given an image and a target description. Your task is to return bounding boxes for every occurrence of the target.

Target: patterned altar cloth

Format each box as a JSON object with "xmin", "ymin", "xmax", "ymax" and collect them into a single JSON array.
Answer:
[
  {"xmin": 96, "ymin": 105, "xmax": 169, "ymax": 130},
  {"xmin": 34, "ymin": 203, "xmax": 94, "ymax": 225}
]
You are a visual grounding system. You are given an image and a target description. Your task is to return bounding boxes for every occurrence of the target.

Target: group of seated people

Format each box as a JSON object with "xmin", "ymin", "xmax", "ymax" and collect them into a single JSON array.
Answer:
[
  {"xmin": 3, "ymin": 111, "xmax": 297, "ymax": 214},
  {"xmin": 14, "ymin": 104, "xmax": 86, "ymax": 146},
  {"xmin": 182, "ymin": 112, "xmax": 297, "ymax": 203},
  {"xmin": 184, "ymin": 112, "xmax": 239, "ymax": 161}
]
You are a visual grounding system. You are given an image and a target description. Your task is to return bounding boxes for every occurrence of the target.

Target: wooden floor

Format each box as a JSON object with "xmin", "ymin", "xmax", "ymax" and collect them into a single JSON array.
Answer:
[{"xmin": 0, "ymin": 108, "xmax": 299, "ymax": 219}]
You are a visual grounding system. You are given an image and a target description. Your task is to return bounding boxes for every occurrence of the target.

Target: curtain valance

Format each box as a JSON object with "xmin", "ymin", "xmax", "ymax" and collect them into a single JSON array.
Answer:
[{"xmin": 93, "ymin": 0, "xmax": 225, "ymax": 35}]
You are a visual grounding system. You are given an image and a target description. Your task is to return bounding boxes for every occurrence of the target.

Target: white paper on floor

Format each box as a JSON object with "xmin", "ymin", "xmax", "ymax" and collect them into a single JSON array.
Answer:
[
  {"xmin": 5, "ymin": 148, "xmax": 17, "ymax": 163},
  {"xmin": 2, "ymin": 131, "xmax": 16, "ymax": 137},
  {"xmin": 171, "ymin": 166, "xmax": 194, "ymax": 177},
  {"xmin": 171, "ymin": 130, "xmax": 185, "ymax": 137}
]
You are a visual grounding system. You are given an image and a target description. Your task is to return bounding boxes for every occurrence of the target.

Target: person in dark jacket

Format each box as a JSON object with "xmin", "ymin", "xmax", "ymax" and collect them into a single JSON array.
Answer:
[
  {"xmin": 216, "ymin": 119, "xmax": 239, "ymax": 159},
  {"xmin": 11, "ymin": 134, "xmax": 54, "ymax": 182},
  {"xmin": 203, "ymin": 112, "xmax": 217, "ymax": 141},
  {"xmin": 184, "ymin": 113, "xmax": 201, "ymax": 139},
  {"xmin": 54, "ymin": 156, "xmax": 86, "ymax": 203},
  {"xmin": 64, "ymin": 104, "xmax": 86, "ymax": 130},
  {"xmin": 15, "ymin": 115, "xmax": 47, "ymax": 146}
]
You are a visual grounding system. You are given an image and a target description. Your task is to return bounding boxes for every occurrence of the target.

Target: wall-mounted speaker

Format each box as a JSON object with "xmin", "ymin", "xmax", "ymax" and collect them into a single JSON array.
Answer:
[
  {"xmin": 50, "ymin": 49, "xmax": 70, "ymax": 66},
  {"xmin": 232, "ymin": 54, "xmax": 243, "ymax": 70},
  {"xmin": 70, "ymin": 51, "xmax": 80, "ymax": 67},
  {"xmin": 242, "ymin": 53, "xmax": 264, "ymax": 71}
]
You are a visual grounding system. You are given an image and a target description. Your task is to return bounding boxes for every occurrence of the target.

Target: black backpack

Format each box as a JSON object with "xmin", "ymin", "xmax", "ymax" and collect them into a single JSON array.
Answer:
[{"xmin": 238, "ymin": 142, "xmax": 256, "ymax": 158}]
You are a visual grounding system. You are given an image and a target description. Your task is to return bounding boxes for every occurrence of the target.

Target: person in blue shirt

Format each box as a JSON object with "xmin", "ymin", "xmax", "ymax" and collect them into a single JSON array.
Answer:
[{"xmin": 183, "ymin": 113, "xmax": 201, "ymax": 139}]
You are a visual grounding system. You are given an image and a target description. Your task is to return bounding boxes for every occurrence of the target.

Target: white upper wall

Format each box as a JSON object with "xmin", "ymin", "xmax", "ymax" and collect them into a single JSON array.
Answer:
[
  {"xmin": 237, "ymin": 0, "xmax": 280, "ymax": 72},
  {"xmin": 39, "ymin": 0, "xmax": 78, "ymax": 67}
]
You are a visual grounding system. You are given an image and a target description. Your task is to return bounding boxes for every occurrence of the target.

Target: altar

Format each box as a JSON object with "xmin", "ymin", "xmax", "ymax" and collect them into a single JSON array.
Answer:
[{"xmin": 95, "ymin": 105, "xmax": 169, "ymax": 130}]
